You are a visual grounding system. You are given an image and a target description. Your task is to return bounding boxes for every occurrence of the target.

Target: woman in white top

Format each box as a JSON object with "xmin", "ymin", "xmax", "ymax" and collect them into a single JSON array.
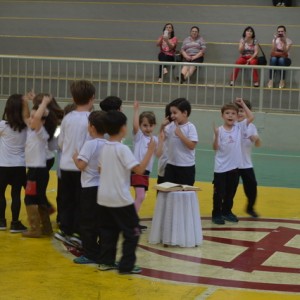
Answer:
[
  {"xmin": 267, "ymin": 25, "xmax": 292, "ymax": 89},
  {"xmin": 0, "ymin": 94, "xmax": 30, "ymax": 233}
]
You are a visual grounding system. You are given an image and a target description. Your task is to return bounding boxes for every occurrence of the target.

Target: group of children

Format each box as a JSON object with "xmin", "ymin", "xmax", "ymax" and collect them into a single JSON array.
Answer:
[{"xmin": 0, "ymin": 79, "xmax": 260, "ymax": 274}]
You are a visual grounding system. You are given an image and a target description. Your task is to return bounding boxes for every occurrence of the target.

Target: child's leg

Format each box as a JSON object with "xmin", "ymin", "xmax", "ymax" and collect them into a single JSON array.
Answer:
[
  {"xmin": 97, "ymin": 205, "xmax": 120, "ymax": 265},
  {"xmin": 134, "ymin": 187, "xmax": 146, "ymax": 212},
  {"xmin": 212, "ymin": 172, "xmax": 226, "ymax": 218},
  {"xmin": 111, "ymin": 204, "xmax": 140, "ymax": 273},
  {"xmin": 80, "ymin": 187, "xmax": 100, "ymax": 261},
  {"xmin": 222, "ymin": 169, "xmax": 240, "ymax": 215},
  {"xmin": 240, "ymin": 168, "xmax": 258, "ymax": 212},
  {"xmin": 0, "ymin": 168, "xmax": 8, "ymax": 221}
]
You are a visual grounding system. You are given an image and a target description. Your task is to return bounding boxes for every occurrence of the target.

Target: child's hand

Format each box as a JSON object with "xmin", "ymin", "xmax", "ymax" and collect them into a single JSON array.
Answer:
[
  {"xmin": 147, "ymin": 137, "xmax": 156, "ymax": 152},
  {"xmin": 133, "ymin": 100, "xmax": 139, "ymax": 110},
  {"xmin": 43, "ymin": 95, "xmax": 52, "ymax": 105},
  {"xmin": 159, "ymin": 130, "xmax": 165, "ymax": 141},
  {"xmin": 72, "ymin": 150, "xmax": 79, "ymax": 162},
  {"xmin": 174, "ymin": 121, "xmax": 183, "ymax": 137},
  {"xmin": 25, "ymin": 89, "xmax": 35, "ymax": 101},
  {"xmin": 235, "ymin": 97, "xmax": 244, "ymax": 106},
  {"xmin": 213, "ymin": 122, "xmax": 219, "ymax": 136}
]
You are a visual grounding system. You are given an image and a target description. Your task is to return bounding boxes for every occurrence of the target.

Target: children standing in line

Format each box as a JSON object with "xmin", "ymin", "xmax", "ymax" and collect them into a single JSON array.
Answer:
[
  {"xmin": 55, "ymin": 80, "xmax": 95, "ymax": 246},
  {"xmin": 237, "ymin": 100, "xmax": 261, "ymax": 218},
  {"xmin": 132, "ymin": 101, "xmax": 162, "ymax": 216},
  {"xmin": 22, "ymin": 94, "xmax": 54, "ymax": 238},
  {"xmin": 160, "ymin": 98, "xmax": 198, "ymax": 185},
  {"xmin": 97, "ymin": 111, "xmax": 155, "ymax": 274},
  {"xmin": 212, "ymin": 98, "xmax": 254, "ymax": 225},
  {"xmin": 0, "ymin": 93, "xmax": 31, "ymax": 233},
  {"xmin": 72, "ymin": 111, "xmax": 107, "ymax": 264}
]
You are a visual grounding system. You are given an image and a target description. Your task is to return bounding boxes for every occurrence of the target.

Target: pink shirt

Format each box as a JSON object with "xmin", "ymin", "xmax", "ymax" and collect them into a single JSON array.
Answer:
[{"xmin": 159, "ymin": 36, "xmax": 178, "ymax": 56}]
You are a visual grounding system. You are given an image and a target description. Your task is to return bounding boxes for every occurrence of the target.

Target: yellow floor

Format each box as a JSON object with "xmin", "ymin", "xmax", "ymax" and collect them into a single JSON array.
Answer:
[{"xmin": 1, "ymin": 172, "xmax": 300, "ymax": 300}]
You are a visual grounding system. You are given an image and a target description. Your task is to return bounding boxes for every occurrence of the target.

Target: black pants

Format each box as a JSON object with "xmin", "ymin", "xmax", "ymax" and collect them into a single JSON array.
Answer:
[
  {"xmin": 45, "ymin": 158, "xmax": 55, "ymax": 209},
  {"xmin": 60, "ymin": 170, "xmax": 82, "ymax": 235},
  {"xmin": 80, "ymin": 186, "xmax": 101, "ymax": 261},
  {"xmin": 158, "ymin": 52, "xmax": 175, "ymax": 78},
  {"xmin": 0, "ymin": 166, "xmax": 26, "ymax": 221},
  {"xmin": 239, "ymin": 168, "xmax": 257, "ymax": 211},
  {"xmin": 25, "ymin": 167, "xmax": 49, "ymax": 206},
  {"xmin": 212, "ymin": 169, "xmax": 239, "ymax": 217},
  {"xmin": 164, "ymin": 164, "xmax": 195, "ymax": 186},
  {"xmin": 97, "ymin": 204, "xmax": 140, "ymax": 272}
]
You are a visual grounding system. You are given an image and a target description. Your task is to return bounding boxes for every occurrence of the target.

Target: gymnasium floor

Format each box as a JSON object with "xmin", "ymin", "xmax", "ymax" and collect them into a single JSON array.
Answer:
[{"xmin": 1, "ymin": 170, "xmax": 300, "ymax": 300}]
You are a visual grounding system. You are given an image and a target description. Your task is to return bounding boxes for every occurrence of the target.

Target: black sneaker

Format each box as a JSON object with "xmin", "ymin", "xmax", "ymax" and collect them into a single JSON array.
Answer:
[
  {"xmin": 212, "ymin": 216, "xmax": 225, "ymax": 225},
  {"xmin": 10, "ymin": 221, "xmax": 27, "ymax": 233},
  {"xmin": 222, "ymin": 213, "xmax": 239, "ymax": 223},
  {"xmin": 246, "ymin": 209, "xmax": 259, "ymax": 218},
  {"xmin": 138, "ymin": 224, "xmax": 147, "ymax": 232},
  {"xmin": 119, "ymin": 265, "xmax": 142, "ymax": 275},
  {"xmin": 0, "ymin": 219, "xmax": 7, "ymax": 230}
]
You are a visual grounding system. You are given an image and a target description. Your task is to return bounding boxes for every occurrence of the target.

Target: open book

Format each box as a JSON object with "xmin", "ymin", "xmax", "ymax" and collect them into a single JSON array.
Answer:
[{"xmin": 153, "ymin": 182, "xmax": 201, "ymax": 192}]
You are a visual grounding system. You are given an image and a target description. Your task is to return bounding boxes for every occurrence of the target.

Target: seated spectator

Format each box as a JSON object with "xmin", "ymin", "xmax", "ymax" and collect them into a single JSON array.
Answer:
[
  {"xmin": 267, "ymin": 25, "xmax": 292, "ymax": 89},
  {"xmin": 230, "ymin": 26, "xmax": 259, "ymax": 87},
  {"xmin": 180, "ymin": 26, "xmax": 206, "ymax": 84},
  {"xmin": 156, "ymin": 23, "xmax": 178, "ymax": 83}
]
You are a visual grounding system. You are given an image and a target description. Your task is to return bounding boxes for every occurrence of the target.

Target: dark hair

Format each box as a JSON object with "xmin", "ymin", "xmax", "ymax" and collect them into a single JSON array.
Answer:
[
  {"xmin": 32, "ymin": 93, "xmax": 63, "ymax": 140},
  {"xmin": 70, "ymin": 80, "xmax": 95, "ymax": 105},
  {"xmin": 163, "ymin": 23, "xmax": 175, "ymax": 39},
  {"xmin": 104, "ymin": 111, "xmax": 127, "ymax": 136},
  {"xmin": 169, "ymin": 98, "xmax": 192, "ymax": 116},
  {"xmin": 221, "ymin": 103, "xmax": 239, "ymax": 114},
  {"xmin": 88, "ymin": 111, "xmax": 106, "ymax": 134},
  {"xmin": 242, "ymin": 26, "xmax": 256, "ymax": 39},
  {"xmin": 236, "ymin": 99, "xmax": 252, "ymax": 110},
  {"xmin": 139, "ymin": 111, "xmax": 156, "ymax": 126},
  {"xmin": 277, "ymin": 25, "xmax": 286, "ymax": 32},
  {"xmin": 2, "ymin": 94, "xmax": 27, "ymax": 132},
  {"xmin": 99, "ymin": 96, "xmax": 122, "ymax": 112},
  {"xmin": 190, "ymin": 26, "xmax": 200, "ymax": 33},
  {"xmin": 165, "ymin": 103, "xmax": 172, "ymax": 121}
]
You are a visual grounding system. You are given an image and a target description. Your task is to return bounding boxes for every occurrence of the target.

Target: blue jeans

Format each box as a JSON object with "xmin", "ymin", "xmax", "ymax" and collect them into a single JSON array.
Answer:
[{"xmin": 269, "ymin": 57, "xmax": 291, "ymax": 80}]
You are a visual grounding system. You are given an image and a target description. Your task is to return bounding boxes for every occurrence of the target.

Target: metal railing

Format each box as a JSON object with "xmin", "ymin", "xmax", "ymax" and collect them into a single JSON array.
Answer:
[{"xmin": 0, "ymin": 54, "xmax": 300, "ymax": 113}]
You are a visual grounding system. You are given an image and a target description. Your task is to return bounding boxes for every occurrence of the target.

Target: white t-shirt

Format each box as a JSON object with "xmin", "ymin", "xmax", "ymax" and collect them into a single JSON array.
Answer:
[
  {"xmin": 25, "ymin": 126, "xmax": 49, "ymax": 168},
  {"xmin": 58, "ymin": 111, "xmax": 91, "ymax": 171},
  {"xmin": 214, "ymin": 119, "xmax": 248, "ymax": 173},
  {"xmin": 133, "ymin": 129, "xmax": 158, "ymax": 172},
  {"xmin": 240, "ymin": 123, "xmax": 258, "ymax": 169},
  {"xmin": 0, "ymin": 121, "xmax": 27, "ymax": 167},
  {"xmin": 97, "ymin": 141, "xmax": 139, "ymax": 208},
  {"xmin": 165, "ymin": 122, "xmax": 198, "ymax": 167},
  {"xmin": 78, "ymin": 138, "xmax": 106, "ymax": 188}
]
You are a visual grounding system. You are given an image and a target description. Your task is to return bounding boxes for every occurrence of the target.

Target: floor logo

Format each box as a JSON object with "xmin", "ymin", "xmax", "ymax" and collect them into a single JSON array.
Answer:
[{"xmin": 139, "ymin": 218, "xmax": 300, "ymax": 292}]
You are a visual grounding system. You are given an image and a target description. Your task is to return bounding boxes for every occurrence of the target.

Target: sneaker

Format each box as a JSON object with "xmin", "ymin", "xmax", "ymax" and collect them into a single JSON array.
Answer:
[
  {"xmin": 246, "ymin": 209, "xmax": 259, "ymax": 218},
  {"xmin": 0, "ymin": 219, "xmax": 7, "ymax": 230},
  {"xmin": 69, "ymin": 233, "xmax": 82, "ymax": 249},
  {"xmin": 10, "ymin": 221, "xmax": 27, "ymax": 233},
  {"xmin": 267, "ymin": 80, "xmax": 273, "ymax": 88},
  {"xmin": 253, "ymin": 82, "xmax": 259, "ymax": 87},
  {"xmin": 98, "ymin": 262, "xmax": 119, "ymax": 271},
  {"xmin": 54, "ymin": 230, "xmax": 71, "ymax": 244},
  {"xmin": 222, "ymin": 213, "xmax": 239, "ymax": 223},
  {"xmin": 229, "ymin": 81, "xmax": 234, "ymax": 86},
  {"xmin": 119, "ymin": 265, "xmax": 142, "ymax": 275},
  {"xmin": 157, "ymin": 78, "xmax": 162, "ymax": 83},
  {"xmin": 276, "ymin": 2, "xmax": 282, "ymax": 6},
  {"xmin": 212, "ymin": 216, "xmax": 225, "ymax": 225},
  {"xmin": 138, "ymin": 224, "xmax": 147, "ymax": 231},
  {"xmin": 73, "ymin": 255, "xmax": 95, "ymax": 264}
]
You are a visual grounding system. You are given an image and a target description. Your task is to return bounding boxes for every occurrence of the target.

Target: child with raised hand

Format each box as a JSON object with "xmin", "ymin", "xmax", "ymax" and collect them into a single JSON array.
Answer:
[
  {"xmin": 55, "ymin": 80, "xmax": 95, "ymax": 247},
  {"xmin": 237, "ymin": 99, "xmax": 261, "ymax": 218},
  {"xmin": 0, "ymin": 92, "xmax": 34, "ymax": 233},
  {"xmin": 212, "ymin": 98, "xmax": 254, "ymax": 225},
  {"xmin": 22, "ymin": 94, "xmax": 54, "ymax": 238},
  {"xmin": 97, "ymin": 111, "xmax": 156, "ymax": 274},
  {"xmin": 132, "ymin": 101, "xmax": 162, "ymax": 219},
  {"xmin": 72, "ymin": 111, "xmax": 107, "ymax": 264},
  {"xmin": 160, "ymin": 98, "xmax": 198, "ymax": 185}
]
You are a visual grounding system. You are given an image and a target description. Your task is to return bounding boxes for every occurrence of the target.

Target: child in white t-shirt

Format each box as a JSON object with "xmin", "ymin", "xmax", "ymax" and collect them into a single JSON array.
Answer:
[
  {"xmin": 237, "ymin": 100, "xmax": 261, "ymax": 218},
  {"xmin": 132, "ymin": 101, "xmax": 162, "ymax": 216},
  {"xmin": 55, "ymin": 80, "xmax": 95, "ymax": 247},
  {"xmin": 160, "ymin": 98, "xmax": 198, "ymax": 185},
  {"xmin": 212, "ymin": 98, "xmax": 254, "ymax": 225},
  {"xmin": 72, "ymin": 111, "xmax": 107, "ymax": 264},
  {"xmin": 97, "ymin": 111, "xmax": 155, "ymax": 274}
]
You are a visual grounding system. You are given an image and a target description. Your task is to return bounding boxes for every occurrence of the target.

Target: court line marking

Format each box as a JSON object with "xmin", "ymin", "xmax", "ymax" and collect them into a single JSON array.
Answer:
[
  {"xmin": 0, "ymin": 34, "xmax": 299, "ymax": 48},
  {"xmin": 1, "ymin": 1, "xmax": 299, "ymax": 9},
  {"xmin": 1, "ymin": 17, "xmax": 300, "ymax": 29}
]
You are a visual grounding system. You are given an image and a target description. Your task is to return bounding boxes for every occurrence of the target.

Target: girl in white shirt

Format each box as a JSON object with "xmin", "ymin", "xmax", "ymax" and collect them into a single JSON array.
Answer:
[{"xmin": 0, "ymin": 93, "xmax": 31, "ymax": 233}]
